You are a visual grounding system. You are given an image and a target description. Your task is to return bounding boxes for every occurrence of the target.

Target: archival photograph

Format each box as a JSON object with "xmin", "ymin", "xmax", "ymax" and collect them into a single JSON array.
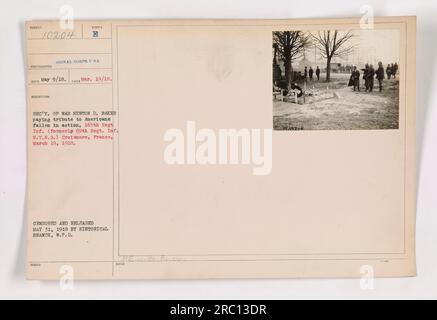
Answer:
[{"xmin": 272, "ymin": 29, "xmax": 400, "ymax": 130}]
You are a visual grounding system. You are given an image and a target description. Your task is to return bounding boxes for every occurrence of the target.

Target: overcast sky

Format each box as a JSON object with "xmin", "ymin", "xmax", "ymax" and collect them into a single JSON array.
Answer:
[{"xmin": 303, "ymin": 29, "xmax": 400, "ymax": 67}]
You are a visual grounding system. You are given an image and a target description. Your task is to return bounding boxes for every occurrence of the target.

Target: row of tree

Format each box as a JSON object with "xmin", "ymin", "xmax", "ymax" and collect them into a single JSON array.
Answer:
[{"xmin": 273, "ymin": 30, "xmax": 354, "ymax": 87}]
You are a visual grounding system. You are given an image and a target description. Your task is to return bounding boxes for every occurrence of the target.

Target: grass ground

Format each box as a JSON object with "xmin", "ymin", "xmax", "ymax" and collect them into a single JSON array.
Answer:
[{"xmin": 273, "ymin": 73, "xmax": 400, "ymax": 130}]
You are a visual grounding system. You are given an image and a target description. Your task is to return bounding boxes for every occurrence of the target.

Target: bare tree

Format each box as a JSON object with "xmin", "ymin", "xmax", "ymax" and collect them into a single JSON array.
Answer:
[
  {"xmin": 310, "ymin": 30, "xmax": 354, "ymax": 81},
  {"xmin": 273, "ymin": 31, "xmax": 309, "ymax": 88}
]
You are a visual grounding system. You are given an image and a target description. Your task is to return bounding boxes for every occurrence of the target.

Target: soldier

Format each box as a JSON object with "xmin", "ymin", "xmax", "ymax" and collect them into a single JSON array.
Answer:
[
  {"xmin": 309, "ymin": 66, "xmax": 314, "ymax": 80},
  {"xmin": 366, "ymin": 64, "xmax": 375, "ymax": 92},
  {"xmin": 352, "ymin": 66, "xmax": 360, "ymax": 92},
  {"xmin": 392, "ymin": 62, "xmax": 398, "ymax": 79},
  {"xmin": 376, "ymin": 61, "xmax": 385, "ymax": 92},
  {"xmin": 348, "ymin": 70, "xmax": 354, "ymax": 87},
  {"xmin": 362, "ymin": 63, "xmax": 369, "ymax": 91},
  {"xmin": 315, "ymin": 66, "xmax": 320, "ymax": 81},
  {"xmin": 386, "ymin": 64, "xmax": 392, "ymax": 80},
  {"xmin": 304, "ymin": 66, "xmax": 308, "ymax": 82}
]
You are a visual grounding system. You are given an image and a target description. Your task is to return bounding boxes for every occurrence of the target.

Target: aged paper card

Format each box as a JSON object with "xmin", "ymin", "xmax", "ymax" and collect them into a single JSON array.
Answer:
[{"xmin": 26, "ymin": 17, "xmax": 416, "ymax": 279}]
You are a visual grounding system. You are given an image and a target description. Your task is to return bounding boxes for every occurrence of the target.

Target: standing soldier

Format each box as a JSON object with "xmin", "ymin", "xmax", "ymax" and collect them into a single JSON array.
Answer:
[
  {"xmin": 309, "ymin": 66, "xmax": 314, "ymax": 80},
  {"xmin": 386, "ymin": 64, "xmax": 392, "ymax": 80},
  {"xmin": 376, "ymin": 61, "xmax": 385, "ymax": 92},
  {"xmin": 366, "ymin": 64, "xmax": 375, "ymax": 92},
  {"xmin": 362, "ymin": 63, "xmax": 369, "ymax": 91},
  {"xmin": 352, "ymin": 66, "xmax": 360, "ymax": 92},
  {"xmin": 304, "ymin": 66, "xmax": 308, "ymax": 82},
  {"xmin": 315, "ymin": 66, "xmax": 320, "ymax": 81},
  {"xmin": 392, "ymin": 62, "xmax": 398, "ymax": 79}
]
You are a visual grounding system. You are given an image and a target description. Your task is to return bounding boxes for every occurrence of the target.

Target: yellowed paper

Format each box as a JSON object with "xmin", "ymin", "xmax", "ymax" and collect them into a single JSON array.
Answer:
[{"xmin": 26, "ymin": 17, "xmax": 416, "ymax": 280}]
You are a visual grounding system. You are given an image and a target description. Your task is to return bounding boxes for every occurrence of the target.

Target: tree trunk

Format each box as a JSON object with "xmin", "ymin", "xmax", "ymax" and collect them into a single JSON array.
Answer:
[
  {"xmin": 326, "ymin": 57, "xmax": 332, "ymax": 82},
  {"xmin": 284, "ymin": 53, "xmax": 292, "ymax": 89}
]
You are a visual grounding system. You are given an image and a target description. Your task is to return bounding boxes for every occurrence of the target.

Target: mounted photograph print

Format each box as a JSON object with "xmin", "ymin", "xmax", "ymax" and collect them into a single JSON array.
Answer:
[{"xmin": 272, "ymin": 29, "xmax": 400, "ymax": 130}]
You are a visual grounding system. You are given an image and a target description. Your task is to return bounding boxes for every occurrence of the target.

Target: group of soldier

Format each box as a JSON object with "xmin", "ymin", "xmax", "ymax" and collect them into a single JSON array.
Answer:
[
  {"xmin": 386, "ymin": 63, "xmax": 399, "ymax": 80},
  {"xmin": 304, "ymin": 66, "xmax": 321, "ymax": 81},
  {"xmin": 349, "ymin": 62, "xmax": 398, "ymax": 93}
]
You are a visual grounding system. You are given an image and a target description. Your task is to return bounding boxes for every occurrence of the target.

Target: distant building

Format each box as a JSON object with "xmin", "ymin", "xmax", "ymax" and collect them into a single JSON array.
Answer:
[{"xmin": 329, "ymin": 62, "xmax": 341, "ymax": 72}]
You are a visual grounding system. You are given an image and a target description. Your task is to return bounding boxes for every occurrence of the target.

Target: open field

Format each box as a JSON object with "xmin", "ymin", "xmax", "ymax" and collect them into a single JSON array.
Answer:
[{"xmin": 273, "ymin": 73, "xmax": 399, "ymax": 130}]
